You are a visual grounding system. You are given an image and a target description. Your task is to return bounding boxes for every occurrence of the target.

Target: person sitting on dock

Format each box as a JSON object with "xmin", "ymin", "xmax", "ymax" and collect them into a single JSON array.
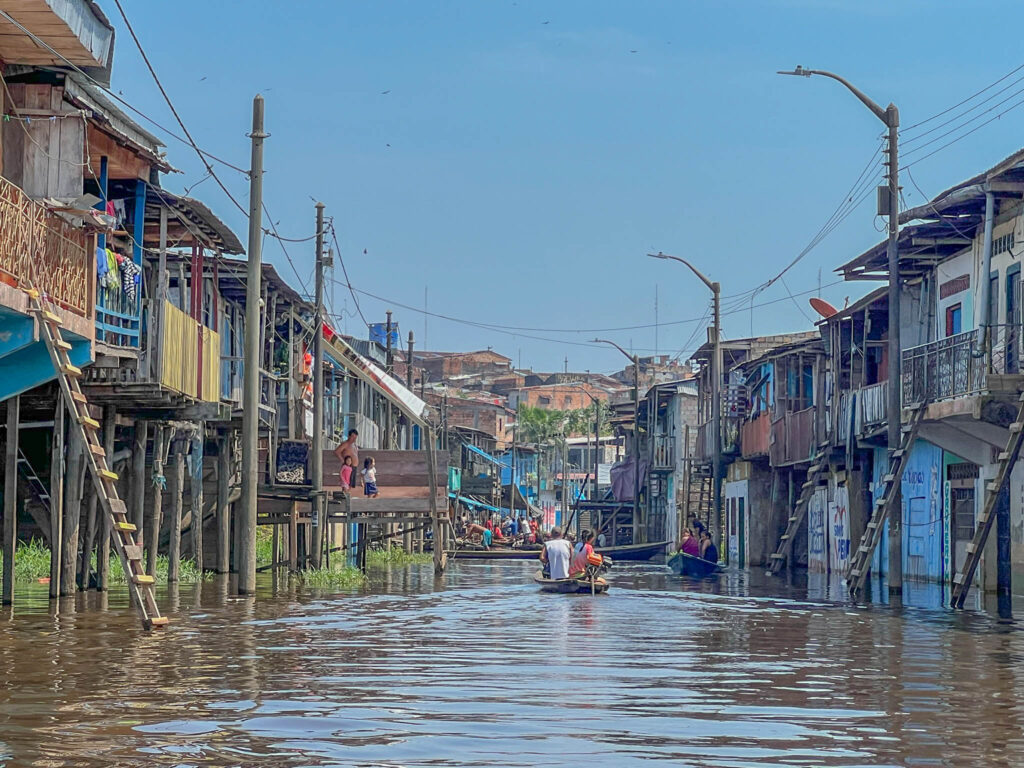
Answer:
[
  {"xmin": 700, "ymin": 530, "xmax": 718, "ymax": 564},
  {"xmin": 678, "ymin": 528, "xmax": 700, "ymax": 558},
  {"xmin": 540, "ymin": 526, "xmax": 572, "ymax": 580},
  {"xmin": 570, "ymin": 529, "xmax": 596, "ymax": 577}
]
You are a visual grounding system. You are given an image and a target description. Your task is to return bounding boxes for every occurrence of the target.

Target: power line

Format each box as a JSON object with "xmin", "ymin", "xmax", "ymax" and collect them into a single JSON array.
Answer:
[
  {"xmin": 330, "ymin": 225, "xmax": 369, "ymax": 329},
  {"xmin": 901, "ymin": 62, "xmax": 1024, "ymax": 135}
]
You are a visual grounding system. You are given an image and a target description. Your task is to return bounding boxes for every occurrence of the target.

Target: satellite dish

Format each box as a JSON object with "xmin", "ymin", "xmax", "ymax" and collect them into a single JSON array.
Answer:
[{"xmin": 809, "ymin": 297, "xmax": 838, "ymax": 319}]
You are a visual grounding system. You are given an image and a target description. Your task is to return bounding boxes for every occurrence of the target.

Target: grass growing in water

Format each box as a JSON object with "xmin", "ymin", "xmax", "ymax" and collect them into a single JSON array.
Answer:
[
  {"xmin": 255, "ymin": 526, "xmax": 274, "ymax": 565},
  {"xmin": 0, "ymin": 539, "xmax": 209, "ymax": 584},
  {"xmin": 365, "ymin": 546, "xmax": 432, "ymax": 569},
  {"xmin": 302, "ymin": 565, "xmax": 366, "ymax": 588}
]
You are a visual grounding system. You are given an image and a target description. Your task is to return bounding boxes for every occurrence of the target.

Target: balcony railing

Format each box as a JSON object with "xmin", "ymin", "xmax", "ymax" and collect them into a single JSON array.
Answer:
[
  {"xmin": 902, "ymin": 330, "xmax": 983, "ymax": 405},
  {"xmin": 0, "ymin": 175, "xmax": 90, "ymax": 317},
  {"xmin": 769, "ymin": 407, "xmax": 815, "ymax": 465},
  {"xmin": 740, "ymin": 411, "xmax": 771, "ymax": 458},
  {"xmin": 160, "ymin": 301, "xmax": 221, "ymax": 401}
]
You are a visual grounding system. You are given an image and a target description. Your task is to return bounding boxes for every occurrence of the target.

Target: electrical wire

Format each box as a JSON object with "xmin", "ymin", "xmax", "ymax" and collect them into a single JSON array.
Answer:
[
  {"xmin": 330, "ymin": 224, "xmax": 369, "ymax": 329},
  {"xmin": 901, "ymin": 62, "xmax": 1024, "ymax": 136}
]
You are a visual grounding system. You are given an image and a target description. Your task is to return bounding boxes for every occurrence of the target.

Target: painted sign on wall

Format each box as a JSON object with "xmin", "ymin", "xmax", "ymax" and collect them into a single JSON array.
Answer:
[
  {"xmin": 828, "ymin": 484, "xmax": 850, "ymax": 574},
  {"xmin": 807, "ymin": 487, "xmax": 828, "ymax": 573}
]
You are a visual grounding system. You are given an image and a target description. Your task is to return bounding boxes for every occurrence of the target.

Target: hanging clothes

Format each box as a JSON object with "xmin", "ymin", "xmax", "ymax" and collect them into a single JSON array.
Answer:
[
  {"xmin": 104, "ymin": 249, "xmax": 120, "ymax": 290},
  {"xmin": 96, "ymin": 246, "xmax": 108, "ymax": 283},
  {"xmin": 119, "ymin": 257, "xmax": 141, "ymax": 309}
]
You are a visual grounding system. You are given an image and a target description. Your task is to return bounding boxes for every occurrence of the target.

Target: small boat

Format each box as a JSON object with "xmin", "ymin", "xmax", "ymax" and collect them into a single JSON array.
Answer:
[
  {"xmin": 667, "ymin": 551, "xmax": 723, "ymax": 577},
  {"xmin": 533, "ymin": 571, "xmax": 610, "ymax": 594},
  {"xmin": 597, "ymin": 540, "xmax": 670, "ymax": 562}
]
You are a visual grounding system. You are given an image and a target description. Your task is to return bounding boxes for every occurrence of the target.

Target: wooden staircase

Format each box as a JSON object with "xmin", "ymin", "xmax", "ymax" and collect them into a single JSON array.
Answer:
[
  {"xmin": 17, "ymin": 448, "xmax": 51, "ymax": 514},
  {"xmin": 845, "ymin": 401, "xmax": 927, "ymax": 594},
  {"xmin": 767, "ymin": 449, "xmax": 828, "ymax": 574},
  {"xmin": 950, "ymin": 392, "xmax": 1024, "ymax": 608},
  {"xmin": 26, "ymin": 285, "xmax": 166, "ymax": 630}
]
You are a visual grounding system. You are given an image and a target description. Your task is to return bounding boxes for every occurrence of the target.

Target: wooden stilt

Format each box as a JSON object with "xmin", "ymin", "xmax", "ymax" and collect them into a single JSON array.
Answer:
[
  {"xmin": 60, "ymin": 428, "xmax": 85, "ymax": 595},
  {"xmin": 427, "ymin": 427, "xmax": 445, "ymax": 575},
  {"xmin": 131, "ymin": 420, "xmax": 148, "ymax": 545},
  {"xmin": 2, "ymin": 395, "xmax": 19, "ymax": 605},
  {"xmin": 97, "ymin": 406, "xmax": 115, "ymax": 590},
  {"xmin": 271, "ymin": 523, "xmax": 279, "ymax": 569},
  {"xmin": 78, "ymin": 486, "xmax": 97, "ymax": 589},
  {"xmin": 49, "ymin": 399, "xmax": 63, "ymax": 600},
  {"xmin": 147, "ymin": 425, "xmax": 165, "ymax": 578},
  {"xmin": 190, "ymin": 423, "xmax": 205, "ymax": 573},
  {"xmin": 216, "ymin": 432, "xmax": 230, "ymax": 574},
  {"xmin": 288, "ymin": 502, "xmax": 298, "ymax": 570},
  {"xmin": 168, "ymin": 446, "xmax": 184, "ymax": 582}
]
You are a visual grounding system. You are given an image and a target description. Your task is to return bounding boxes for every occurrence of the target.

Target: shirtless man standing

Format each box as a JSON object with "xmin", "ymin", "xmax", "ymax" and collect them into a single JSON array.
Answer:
[{"xmin": 333, "ymin": 429, "xmax": 359, "ymax": 487}]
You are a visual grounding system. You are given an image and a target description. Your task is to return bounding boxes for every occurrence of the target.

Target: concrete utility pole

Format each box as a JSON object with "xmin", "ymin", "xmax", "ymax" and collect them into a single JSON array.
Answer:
[
  {"xmin": 239, "ymin": 94, "xmax": 267, "ymax": 594},
  {"xmin": 406, "ymin": 330, "xmax": 415, "ymax": 390},
  {"xmin": 594, "ymin": 339, "xmax": 644, "ymax": 543},
  {"xmin": 647, "ymin": 253, "xmax": 722, "ymax": 551},
  {"xmin": 311, "ymin": 202, "xmax": 326, "ymax": 568},
  {"xmin": 778, "ymin": 66, "xmax": 902, "ymax": 590}
]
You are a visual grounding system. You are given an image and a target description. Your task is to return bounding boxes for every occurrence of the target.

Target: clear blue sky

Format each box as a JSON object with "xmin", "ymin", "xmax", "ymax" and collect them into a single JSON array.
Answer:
[{"xmin": 110, "ymin": 0, "xmax": 1024, "ymax": 373}]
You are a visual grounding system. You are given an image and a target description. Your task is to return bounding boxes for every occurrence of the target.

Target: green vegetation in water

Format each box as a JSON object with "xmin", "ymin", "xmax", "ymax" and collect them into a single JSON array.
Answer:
[
  {"xmin": 365, "ymin": 547, "xmax": 433, "ymax": 569},
  {"xmin": 255, "ymin": 526, "xmax": 275, "ymax": 565},
  {"xmin": 302, "ymin": 565, "xmax": 366, "ymax": 588},
  {"xmin": 0, "ymin": 538, "xmax": 209, "ymax": 584}
]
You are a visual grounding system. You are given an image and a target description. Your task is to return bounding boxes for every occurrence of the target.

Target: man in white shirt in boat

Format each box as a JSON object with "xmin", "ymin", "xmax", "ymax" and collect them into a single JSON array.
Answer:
[{"xmin": 540, "ymin": 526, "xmax": 573, "ymax": 580}]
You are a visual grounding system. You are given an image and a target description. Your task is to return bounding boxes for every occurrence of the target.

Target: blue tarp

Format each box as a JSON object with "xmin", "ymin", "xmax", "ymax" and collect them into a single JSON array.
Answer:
[
  {"xmin": 465, "ymin": 443, "xmax": 502, "ymax": 466},
  {"xmin": 449, "ymin": 493, "xmax": 503, "ymax": 513}
]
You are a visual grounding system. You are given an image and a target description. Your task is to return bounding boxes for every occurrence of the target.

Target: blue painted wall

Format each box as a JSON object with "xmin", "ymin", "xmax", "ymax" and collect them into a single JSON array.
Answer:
[
  {"xmin": 0, "ymin": 333, "xmax": 90, "ymax": 401},
  {"xmin": 901, "ymin": 439, "xmax": 945, "ymax": 584},
  {"xmin": 871, "ymin": 447, "xmax": 890, "ymax": 577}
]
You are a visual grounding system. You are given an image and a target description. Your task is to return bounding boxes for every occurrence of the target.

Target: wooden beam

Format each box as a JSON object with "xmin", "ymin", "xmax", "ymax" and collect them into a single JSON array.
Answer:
[
  {"xmin": 60, "ymin": 427, "xmax": 84, "ymax": 596},
  {"xmin": 168, "ymin": 446, "xmax": 184, "ymax": 583},
  {"xmin": 97, "ymin": 406, "xmax": 115, "ymax": 591},
  {"xmin": 216, "ymin": 431, "xmax": 231, "ymax": 574},
  {"xmin": 49, "ymin": 401, "xmax": 63, "ymax": 600},
  {"xmin": 3, "ymin": 396, "xmax": 19, "ymax": 605},
  {"xmin": 190, "ymin": 423, "xmax": 204, "ymax": 573},
  {"xmin": 147, "ymin": 425, "xmax": 164, "ymax": 578}
]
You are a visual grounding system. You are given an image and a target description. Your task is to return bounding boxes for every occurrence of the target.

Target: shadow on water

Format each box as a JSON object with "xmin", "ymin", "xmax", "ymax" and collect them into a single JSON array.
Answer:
[{"xmin": 1, "ymin": 561, "xmax": 1023, "ymax": 766}]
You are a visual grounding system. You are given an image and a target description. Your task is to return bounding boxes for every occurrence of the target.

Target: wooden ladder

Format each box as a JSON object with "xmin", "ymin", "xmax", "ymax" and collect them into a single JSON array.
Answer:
[
  {"xmin": 950, "ymin": 392, "xmax": 1024, "ymax": 608},
  {"xmin": 17, "ymin": 448, "xmax": 51, "ymax": 514},
  {"xmin": 767, "ymin": 449, "xmax": 828, "ymax": 574},
  {"xmin": 26, "ymin": 285, "xmax": 167, "ymax": 630},
  {"xmin": 846, "ymin": 401, "xmax": 927, "ymax": 594}
]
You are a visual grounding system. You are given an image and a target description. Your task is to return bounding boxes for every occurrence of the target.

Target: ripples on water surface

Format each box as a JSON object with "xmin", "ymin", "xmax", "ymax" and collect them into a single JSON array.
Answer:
[{"xmin": 1, "ymin": 562, "xmax": 1023, "ymax": 766}]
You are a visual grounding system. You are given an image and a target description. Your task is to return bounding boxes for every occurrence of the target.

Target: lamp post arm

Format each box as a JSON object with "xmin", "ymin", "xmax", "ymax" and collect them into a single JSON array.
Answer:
[
  {"xmin": 804, "ymin": 69, "xmax": 888, "ymax": 124},
  {"xmin": 648, "ymin": 252, "xmax": 714, "ymax": 292}
]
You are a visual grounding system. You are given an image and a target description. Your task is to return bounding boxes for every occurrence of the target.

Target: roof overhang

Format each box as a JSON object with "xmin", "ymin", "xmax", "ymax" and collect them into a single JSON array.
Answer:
[
  {"xmin": 145, "ymin": 188, "xmax": 244, "ymax": 255},
  {"xmin": 0, "ymin": 1, "xmax": 113, "ymax": 74}
]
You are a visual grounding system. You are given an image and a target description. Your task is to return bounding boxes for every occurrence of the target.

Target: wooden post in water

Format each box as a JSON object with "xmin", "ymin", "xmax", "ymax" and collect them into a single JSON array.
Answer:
[
  {"xmin": 131, "ymin": 420, "xmax": 148, "ymax": 545},
  {"xmin": 148, "ymin": 425, "xmax": 165, "ymax": 578},
  {"xmin": 190, "ymin": 423, "xmax": 205, "ymax": 573},
  {"xmin": 49, "ymin": 399, "xmax": 64, "ymax": 599},
  {"xmin": 216, "ymin": 431, "xmax": 231, "ymax": 573},
  {"xmin": 97, "ymin": 406, "xmax": 115, "ymax": 590},
  {"xmin": 2, "ymin": 395, "xmax": 19, "ymax": 605},
  {"xmin": 168, "ymin": 444, "xmax": 184, "ymax": 582},
  {"xmin": 78, "ymin": 485, "xmax": 96, "ymax": 590},
  {"xmin": 427, "ymin": 427, "xmax": 445, "ymax": 575},
  {"xmin": 60, "ymin": 428, "xmax": 85, "ymax": 595}
]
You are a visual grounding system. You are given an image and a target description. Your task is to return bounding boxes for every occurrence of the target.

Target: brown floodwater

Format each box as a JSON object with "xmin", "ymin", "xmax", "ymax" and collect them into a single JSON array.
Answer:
[{"xmin": 1, "ymin": 561, "xmax": 1023, "ymax": 767}]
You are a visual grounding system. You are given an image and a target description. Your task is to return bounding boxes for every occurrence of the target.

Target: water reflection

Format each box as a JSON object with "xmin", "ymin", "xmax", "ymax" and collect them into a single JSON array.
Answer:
[{"xmin": 0, "ymin": 562, "xmax": 1022, "ymax": 765}]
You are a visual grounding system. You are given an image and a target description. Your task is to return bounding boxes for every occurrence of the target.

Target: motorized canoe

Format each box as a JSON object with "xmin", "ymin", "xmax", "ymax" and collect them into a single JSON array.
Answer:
[
  {"xmin": 667, "ymin": 551, "xmax": 723, "ymax": 577},
  {"xmin": 532, "ymin": 571, "xmax": 610, "ymax": 594},
  {"xmin": 449, "ymin": 540, "xmax": 670, "ymax": 561}
]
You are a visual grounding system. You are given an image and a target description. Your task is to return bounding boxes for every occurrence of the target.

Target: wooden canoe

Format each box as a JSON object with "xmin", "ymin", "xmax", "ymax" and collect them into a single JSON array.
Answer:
[
  {"xmin": 667, "ymin": 551, "xmax": 723, "ymax": 577},
  {"xmin": 533, "ymin": 571, "xmax": 610, "ymax": 594}
]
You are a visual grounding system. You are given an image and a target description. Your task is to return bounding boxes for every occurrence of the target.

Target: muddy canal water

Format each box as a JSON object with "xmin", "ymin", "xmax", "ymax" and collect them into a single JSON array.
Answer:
[{"xmin": 1, "ymin": 562, "xmax": 1022, "ymax": 766}]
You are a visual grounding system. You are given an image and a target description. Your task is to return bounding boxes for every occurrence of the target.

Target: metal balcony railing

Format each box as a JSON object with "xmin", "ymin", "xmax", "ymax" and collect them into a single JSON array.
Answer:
[{"xmin": 902, "ymin": 330, "xmax": 983, "ymax": 404}]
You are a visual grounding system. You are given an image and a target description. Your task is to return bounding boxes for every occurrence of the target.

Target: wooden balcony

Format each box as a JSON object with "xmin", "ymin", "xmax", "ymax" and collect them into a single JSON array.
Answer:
[
  {"xmin": 0, "ymin": 174, "xmax": 91, "ymax": 318},
  {"xmin": 740, "ymin": 412, "xmax": 771, "ymax": 459},
  {"xmin": 651, "ymin": 433, "xmax": 675, "ymax": 470},
  {"xmin": 770, "ymin": 407, "xmax": 815, "ymax": 466},
  {"xmin": 836, "ymin": 380, "xmax": 888, "ymax": 443}
]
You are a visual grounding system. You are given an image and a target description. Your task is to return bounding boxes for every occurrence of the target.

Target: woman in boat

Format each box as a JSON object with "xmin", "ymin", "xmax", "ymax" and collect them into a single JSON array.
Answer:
[
  {"xmin": 700, "ymin": 530, "xmax": 719, "ymax": 564},
  {"xmin": 570, "ymin": 529, "xmax": 596, "ymax": 577},
  {"xmin": 678, "ymin": 528, "xmax": 700, "ymax": 558}
]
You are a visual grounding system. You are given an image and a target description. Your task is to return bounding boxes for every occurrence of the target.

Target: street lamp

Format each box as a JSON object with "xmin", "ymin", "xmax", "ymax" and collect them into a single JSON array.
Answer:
[
  {"xmin": 594, "ymin": 338, "xmax": 643, "ymax": 543},
  {"xmin": 648, "ymin": 252, "xmax": 722, "ymax": 552},
  {"xmin": 779, "ymin": 66, "xmax": 902, "ymax": 588}
]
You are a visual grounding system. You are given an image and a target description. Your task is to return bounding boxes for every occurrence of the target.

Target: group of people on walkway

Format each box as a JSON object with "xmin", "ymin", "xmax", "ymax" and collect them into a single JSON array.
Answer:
[{"xmin": 678, "ymin": 516, "xmax": 718, "ymax": 563}]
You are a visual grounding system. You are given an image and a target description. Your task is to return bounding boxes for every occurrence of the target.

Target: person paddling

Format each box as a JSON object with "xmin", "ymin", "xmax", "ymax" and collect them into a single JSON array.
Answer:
[{"xmin": 570, "ymin": 529, "xmax": 596, "ymax": 577}]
